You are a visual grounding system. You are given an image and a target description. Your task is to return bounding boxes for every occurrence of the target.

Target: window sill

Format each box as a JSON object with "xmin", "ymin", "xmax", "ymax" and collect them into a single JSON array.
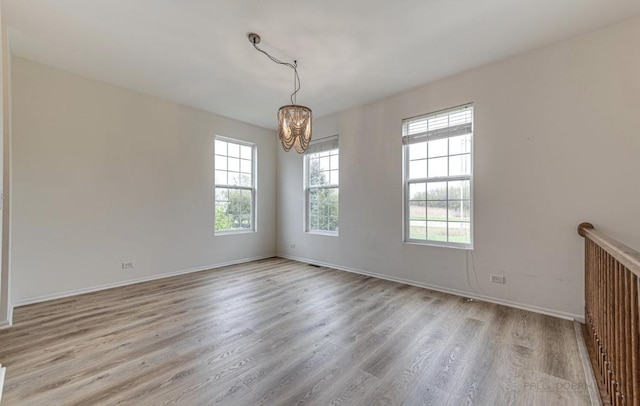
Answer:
[
  {"xmin": 215, "ymin": 229, "xmax": 256, "ymax": 236},
  {"xmin": 306, "ymin": 231, "xmax": 339, "ymax": 237},
  {"xmin": 404, "ymin": 239, "xmax": 473, "ymax": 250}
]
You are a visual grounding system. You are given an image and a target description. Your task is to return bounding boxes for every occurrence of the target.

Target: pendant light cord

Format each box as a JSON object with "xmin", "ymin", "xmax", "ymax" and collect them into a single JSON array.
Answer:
[{"xmin": 251, "ymin": 40, "xmax": 301, "ymax": 106}]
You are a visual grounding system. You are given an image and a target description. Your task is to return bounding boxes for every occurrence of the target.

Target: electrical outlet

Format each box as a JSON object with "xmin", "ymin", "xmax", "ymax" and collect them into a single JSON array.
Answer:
[
  {"xmin": 490, "ymin": 274, "xmax": 505, "ymax": 284},
  {"xmin": 122, "ymin": 261, "xmax": 135, "ymax": 269},
  {"xmin": 289, "ymin": 243, "xmax": 296, "ymax": 249}
]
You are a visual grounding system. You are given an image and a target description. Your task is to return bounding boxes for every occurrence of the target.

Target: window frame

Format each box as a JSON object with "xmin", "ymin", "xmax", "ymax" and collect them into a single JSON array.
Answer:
[
  {"xmin": 214, "ymin": 136, "xmax": 257, "ymax": 235},
  {"xmin": 304, "ymin": 136, "xmax": 339, "ymax": 236},
  {"xmin": 402, "ymin": 104, "xmax": 474, "ymax": 249}
]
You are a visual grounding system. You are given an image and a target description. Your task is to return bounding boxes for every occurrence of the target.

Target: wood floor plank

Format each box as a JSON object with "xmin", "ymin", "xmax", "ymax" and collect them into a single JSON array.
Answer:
[
  {"xmin": 237, "ymin": 341, "xmax": 344, "ymax": 406},
  {"xmin": 447, "ymin": 304, "xmax": 513, "ymax": 404},
  {"xmin": 404, "ymin": 382, "xmax": 452, "ymax": 406},
  {"xmin": 356, "ymin": 333, "xmax": 446, "ymax": 406},
  {"xmin": 0, "ymin": 258, "xmax": 593, "ymax": 405},
  {"xmin": 390, "ymin": 316, "xmax": 484, "ymax": 401}
]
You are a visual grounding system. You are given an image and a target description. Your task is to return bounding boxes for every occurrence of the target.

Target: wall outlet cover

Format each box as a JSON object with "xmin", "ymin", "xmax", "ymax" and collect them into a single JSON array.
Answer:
[{"xmin": 490, "ymin": 274, "xmax": 506, "ymax": 284}]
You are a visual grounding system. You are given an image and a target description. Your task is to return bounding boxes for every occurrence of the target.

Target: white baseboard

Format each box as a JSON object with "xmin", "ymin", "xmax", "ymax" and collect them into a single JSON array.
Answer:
[
  {"xmin": 278, "ymin": 253, "xmax": 585, "ymax": 323},
  {"xmin": 12, "ymin": 254, "xmax": 276, "ymax": 308},
  {"xmin": 0, "ymin": 302, "xmax": 13, "ymax": 330}
]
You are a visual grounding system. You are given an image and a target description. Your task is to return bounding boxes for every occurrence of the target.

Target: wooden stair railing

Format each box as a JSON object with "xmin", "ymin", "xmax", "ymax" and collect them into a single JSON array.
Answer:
[{"xmin": 578, "ymin": 222, "xmax": 640, "ymax": 406}]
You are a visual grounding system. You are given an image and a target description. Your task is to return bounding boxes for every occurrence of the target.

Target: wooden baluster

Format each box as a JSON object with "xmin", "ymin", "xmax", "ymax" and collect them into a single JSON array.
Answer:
[
  {"xmin": 611, "ymin": 257, "xmax": 622, "ymax": 405},
  {"xmin": 610, "ymin": 257, "xmax": 622, "ymax": 405},
  {"xmin": 607, "ymin": 251, "xmax": 613, "ymax": 402},
  {"xmin": 587, "ymin": 239, "xmax": 594, "ymax": 357},
  {"xmin": 610, "ymin": 253, "xmax": 616, "ymax": 404},
  {"xmin": 633, "ymin": 275, "xmax": 639, "ymax": 405},
  {"xmin": 624, "ymin": 269, "xmax": 631, "ymax": 406},
  {"xmin": 616, "ymin": 262, "xmax": 623, "ymax": 405},
  {"xmin": 592, "ymin": 239, "xmax": 597, "ymax": 368},
  {"xmin": 598, "ymin": 249, "xmax": 609, "ymax": 382},
  {"xmin": 610, "ymin": 255, "xmax": 615, "ymax": 405},
  {"xmin": 627, "ymin": 266, "xmax": 633, "ymax": 406},
  {"xmin": 608, "ymin": 255, "xmax": 613, "ymax": 405},
  {"xmin": 592, "ymin": 240, "xmax": 601, "ymax": 386},
  {"xmin": 621, "ymin": 266, "xmax": 629, "ymax": 406},
  {"xmin": 600, "ymin": 245, "xmax": 605, "ymax": 377},
  {"xmin": 587, "ymin": 240, "xmax": 592, "ymax": 338},
  {"xmin": 599, "ymin": 244, "xmax": 605, "ymax": 376},
  {"xmin": 602, "ymin": 248, "xmax": 607, "ymax": 400},
  {"xmin": 612, "ymin": 258, "xmax": 617, "ymax": 405},
  {"xmin": 620, "ymin": 262, "xmax": 625, "ymax": 404},
  {"xmin": 592, "ymin": 239, "xmax": 597, "ymax": 344}
]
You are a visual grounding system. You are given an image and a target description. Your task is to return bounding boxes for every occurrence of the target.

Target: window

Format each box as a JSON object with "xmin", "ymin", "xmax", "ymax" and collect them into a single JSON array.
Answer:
[
  {"xmin": 305, "ymin": 136, "xmax": 339, "ymax": 234},
  {"xmin": 403, "ymin": 104, "xmax": 473, "ymax": 248},
  {"xmin": 214, "ymin": 137, "xmax": 256, "ymax": 233}
]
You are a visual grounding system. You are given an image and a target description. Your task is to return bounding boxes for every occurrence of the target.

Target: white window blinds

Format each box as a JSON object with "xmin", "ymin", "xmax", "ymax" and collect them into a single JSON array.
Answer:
[
  {"xmin": 403, "ymin": 105, "xmax": 473, "ymax": 144},
  {"xmin": 306, "ymin": 135, "xmax": 339, "ymax": 154}
]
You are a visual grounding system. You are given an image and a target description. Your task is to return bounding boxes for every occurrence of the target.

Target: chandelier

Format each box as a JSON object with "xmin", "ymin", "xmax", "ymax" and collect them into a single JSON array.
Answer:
[{"xmin": 248, "ymin": 33, "xmax": 312, "ymax": 153}]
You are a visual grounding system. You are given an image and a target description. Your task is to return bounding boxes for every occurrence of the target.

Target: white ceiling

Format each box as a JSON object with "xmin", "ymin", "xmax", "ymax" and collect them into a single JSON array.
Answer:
[{"xmin": 4, "ymin": 0, "xmax": 640, "ymax": 130}]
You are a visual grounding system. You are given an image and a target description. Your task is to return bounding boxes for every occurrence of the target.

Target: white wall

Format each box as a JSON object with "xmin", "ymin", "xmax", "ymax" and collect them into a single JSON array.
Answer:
[
  {"xmin": 11, "ymin": 57, "xmax": 277, "ymax": 303},
  {"xmin": 277, "ymin": 16, "xmax": 640, "ymax": 319}
]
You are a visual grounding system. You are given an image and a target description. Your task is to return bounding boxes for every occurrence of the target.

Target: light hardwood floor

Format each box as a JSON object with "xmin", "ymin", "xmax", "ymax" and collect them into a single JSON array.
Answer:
[{"xmin": 0, "ymin": 258, "xmax": 593, "ymax": 405}]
